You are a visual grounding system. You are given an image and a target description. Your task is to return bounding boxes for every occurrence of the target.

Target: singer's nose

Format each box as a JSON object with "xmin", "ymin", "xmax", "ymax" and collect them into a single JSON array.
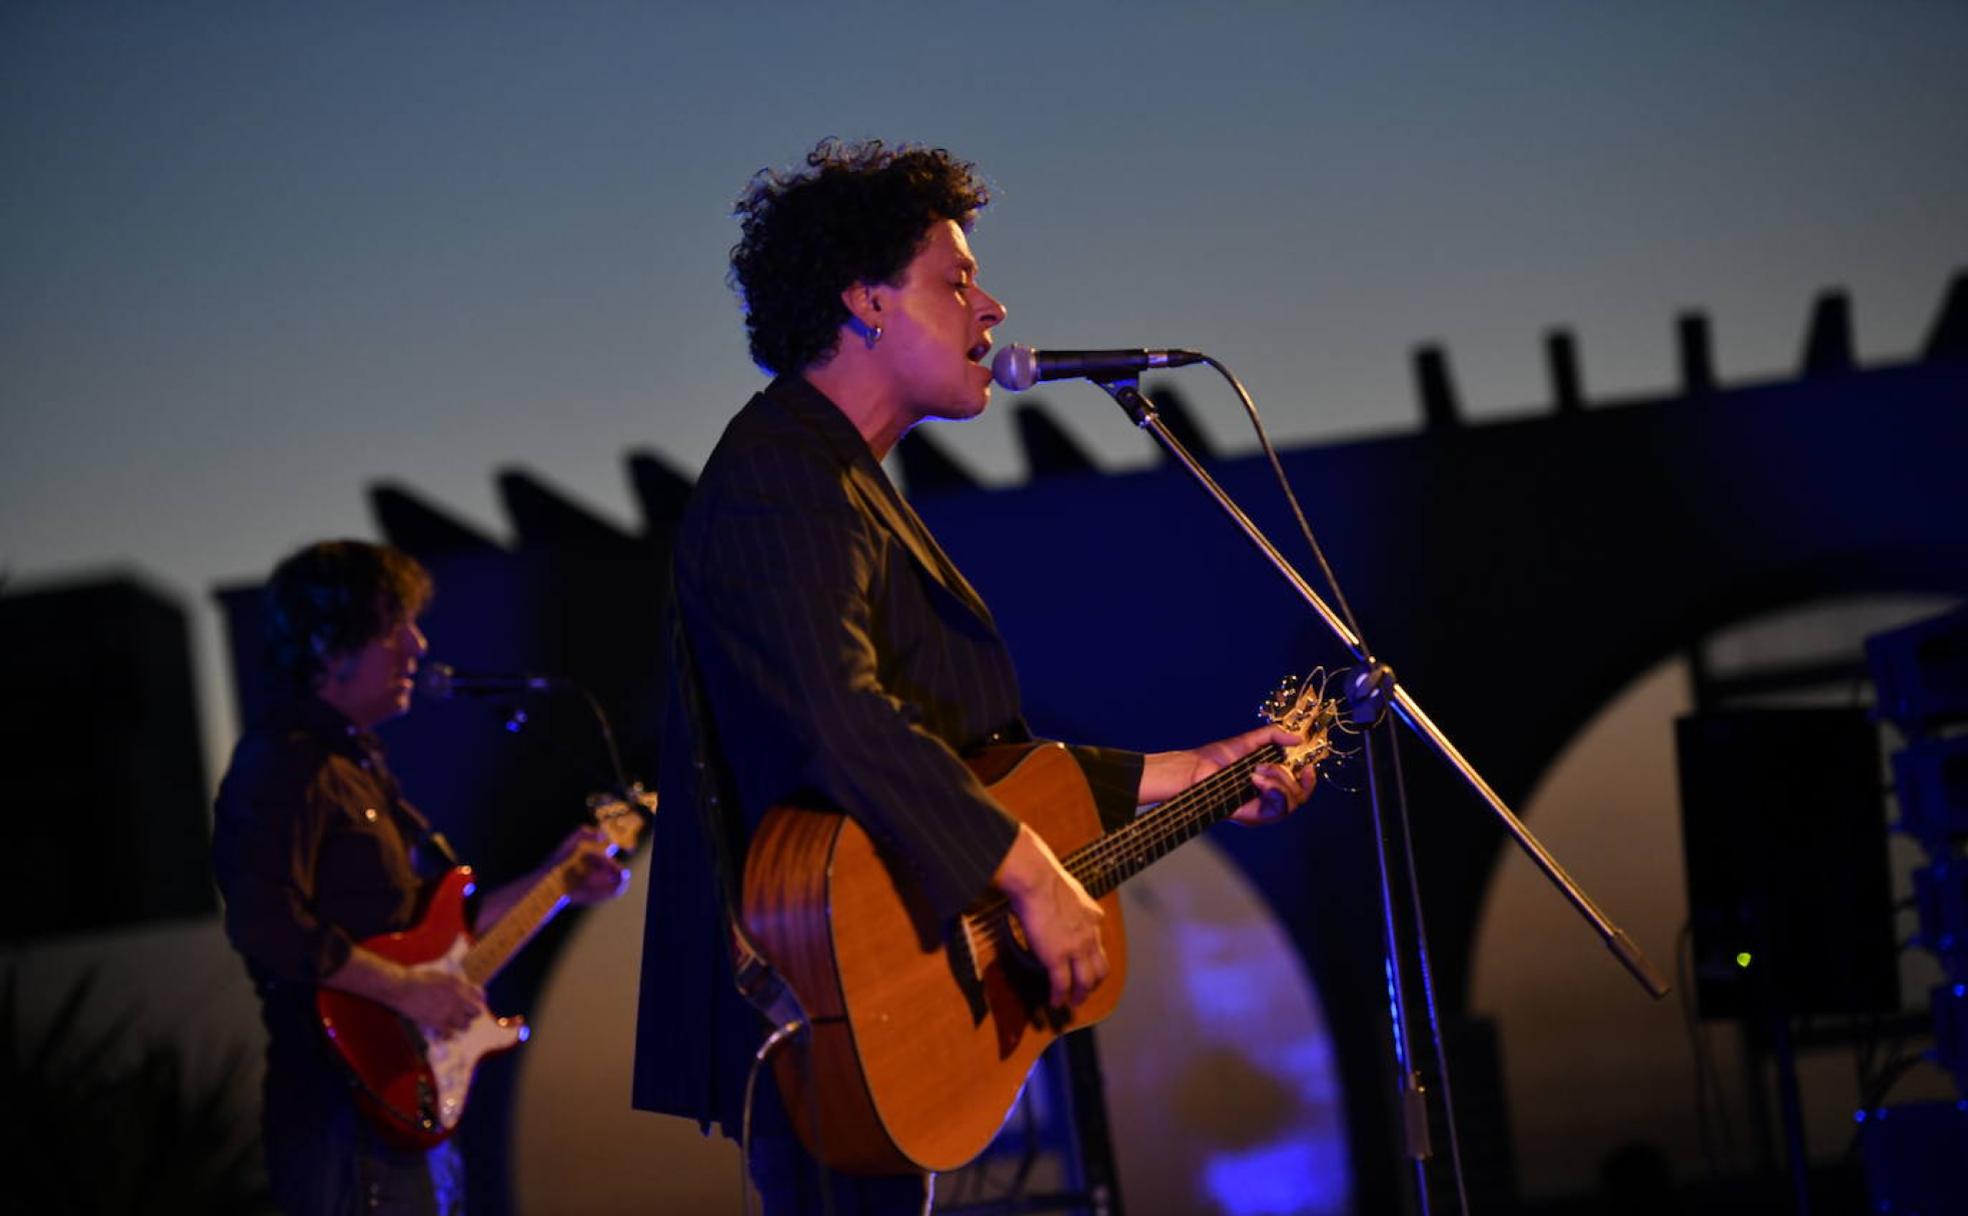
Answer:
[{"xmin": 975, "ymin": 284, "xmax": 1005, "ymax": 330}]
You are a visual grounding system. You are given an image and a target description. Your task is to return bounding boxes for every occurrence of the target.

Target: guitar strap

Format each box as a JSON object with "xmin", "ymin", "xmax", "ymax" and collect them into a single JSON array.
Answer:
[{"xmin": 669, "ymin": 609, "xmax": 811, "ymax": 1037}]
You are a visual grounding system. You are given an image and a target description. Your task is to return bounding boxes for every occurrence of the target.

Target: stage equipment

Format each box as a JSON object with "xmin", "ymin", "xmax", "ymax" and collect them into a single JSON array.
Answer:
[
  {"xmin": 1893, "ymin": 738, "xmax": 1968, "ymax": 850},
  {"xmin": 3, "ymin": 578, "xmax": 212, "ymax": 937},
  {"xmin": 1933, "ymin": 982, "xmax": 1968, "ymax": 1083},
  {"xmin": 1868, "ymin": 607, "xmax": 1968, "ymax": 731},
  {"xmin": 1858, "ymin": 607, "xmax": 1968, "ymax": 1211},
  {"xmin": 1672, "ymin": 709, "xmax": 1898, "ymax": 1020},
  {"xmin": 1857, "ymin": 1100, "xmax": 1968, "ymax": 1215},
  {"xmin": 1867, "ymin": 605, "xmax": 1968, "ymax": 1055},
  {"xmin": 1052, "ymin": 349, "xmax": 1669, "ymax": 1215},
  {"xmin": 1914, "ymin": 863, "xmax": 1968, "ymax": 983}
]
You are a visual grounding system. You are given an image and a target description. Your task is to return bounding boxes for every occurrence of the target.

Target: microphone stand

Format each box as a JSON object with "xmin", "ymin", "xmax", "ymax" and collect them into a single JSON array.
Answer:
[
  {"xmin": 430, "ymin": 675, "xmax": 646, "ymax": 811},
  {"xmin": 1089, "ymin": 374, "xmax": 1669, "ymax": 1209}
]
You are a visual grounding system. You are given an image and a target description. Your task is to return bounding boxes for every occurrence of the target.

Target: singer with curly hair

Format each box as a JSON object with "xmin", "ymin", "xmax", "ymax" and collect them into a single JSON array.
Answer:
[{"xmin": 632, "ymin": 140, "xmax": 1316, "ymax": 1215}]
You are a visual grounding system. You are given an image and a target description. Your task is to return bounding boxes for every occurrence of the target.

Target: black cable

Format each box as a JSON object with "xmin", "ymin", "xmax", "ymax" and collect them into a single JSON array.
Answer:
[
  {"xmin": 1861, "ymin": 1049, "xmax": 1936, "ymax": 1113},
  {"xmin": 1202, "ymin": 355, "xmax": 1371, "ymax": 655},
  {"xmin": 1675, "ymin": 922, "xmax": 1741, "ymax": 1175},
  {"xmin": 806, "ymin": 1030, "xmax": 839, "ymax": 1216},
  {"xmin": 1001, "ymin": 1079, "xmax": 1042, "ymax": 1203},
  {"xmin": 1858, "ymin": 1012, "xmax": 1916, "ymax": 1122},
  {"xmin": 741, "ymin": 1020, "xmax": 806, "ymax": 1216},
  {"xmin": 450, "ymin": 682, "xmax": 626, "ymax": 799},
  {"xmin": 573, "ymin": 684, "xmax": 632, "ymax": 791},
  {"xmin": 1846, "ymin": 1049, "xmax": 1942, "ymax": 1161},
  {"xmin": 1857, "ymin": 1005, "xmax": 1882, "ymax": 1091},
  {"xmin": 1676, "ymin": 925, "xmax": 1722, "ymax": 1178}
]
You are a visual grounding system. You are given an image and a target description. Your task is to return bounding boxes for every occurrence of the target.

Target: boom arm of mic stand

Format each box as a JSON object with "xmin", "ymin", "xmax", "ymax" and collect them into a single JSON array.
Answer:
[{"xmin": 1095, "ymin": 376, "xmax": 1669, "ymax": 1000}]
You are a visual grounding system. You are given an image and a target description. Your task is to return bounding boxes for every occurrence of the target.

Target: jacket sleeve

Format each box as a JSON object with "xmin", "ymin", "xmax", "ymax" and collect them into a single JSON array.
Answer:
[
  {"xmin": 680, "ymin": 442, "xmax": 1022, "ymax": 925},
  {"xmin": 1062, "ymin": 743, "xmax": 1145, "ymax": 834}
]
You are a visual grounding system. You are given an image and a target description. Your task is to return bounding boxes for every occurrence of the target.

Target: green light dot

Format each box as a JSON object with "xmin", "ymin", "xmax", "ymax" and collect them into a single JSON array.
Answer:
[{"xmin": 1735, "ymin": 952, "xmax": 1753, "ymax": 968}]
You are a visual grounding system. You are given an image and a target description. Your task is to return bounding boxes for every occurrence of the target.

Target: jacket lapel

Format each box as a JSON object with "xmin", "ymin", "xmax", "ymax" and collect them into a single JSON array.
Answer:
[
  {"xmin": 763, "ymin": 376, "xmax": 997, "ymax": 629},
  {"xmin": 842, "ymin": 461, "xmax": 996, "ymax": 627}
]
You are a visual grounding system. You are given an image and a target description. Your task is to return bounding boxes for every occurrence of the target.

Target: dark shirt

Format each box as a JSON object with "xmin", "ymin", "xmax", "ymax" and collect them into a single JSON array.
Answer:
[
  {"xmin": 212, "ymin": 695, "xmax": 455, "ymax": 998},
  {"xmin": 632, "ymin": 376, "xmax": 1143, "ymax": 1134},
  {"xmin": 211, "ymin": 694, "xmax": 466, "ymax": 1215}
]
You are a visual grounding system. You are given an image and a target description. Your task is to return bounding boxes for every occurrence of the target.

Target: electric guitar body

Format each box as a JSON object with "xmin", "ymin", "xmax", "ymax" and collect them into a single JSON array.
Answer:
[{"xmin": 316, "ymin": 791, "xmax": 650, "ymax": 1150}]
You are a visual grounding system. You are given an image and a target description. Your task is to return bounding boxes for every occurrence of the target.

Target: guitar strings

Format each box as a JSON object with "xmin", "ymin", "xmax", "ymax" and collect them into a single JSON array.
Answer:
[
  {"xmin": 1081, "ymin": 701, "xmax": 1340, "ymax": 887},
  {"xmin": 962, "ymin": 735, "xmax": 1325, "ymax": 957},
  {"xmin": 460, "ymin": 867, "xmax": 576, "ymax": 985},
  {"xmin": 960, "ymin": 751, "xmax": 1273, "ymax": 964},
  {"xmin": 1067, "ymin": 747, "xmax": 1277, "ymax": 896}
]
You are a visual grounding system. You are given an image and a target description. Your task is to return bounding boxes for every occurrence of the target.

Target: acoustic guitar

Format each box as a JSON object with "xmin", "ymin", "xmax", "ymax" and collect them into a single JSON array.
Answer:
[
  {"xmin": 741, "ymin": 674, "xmax": 1342, "ymax": 1174},
  {"xmin": 316, "ymin": 789, "xmax": 650, "ymax": 1150}
]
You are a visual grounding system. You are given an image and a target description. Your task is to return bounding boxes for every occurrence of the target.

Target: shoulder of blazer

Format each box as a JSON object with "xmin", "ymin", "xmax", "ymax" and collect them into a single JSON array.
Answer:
[{"xmin": 695, "ymin": 378, "xmax": 995, "ymax": 624}]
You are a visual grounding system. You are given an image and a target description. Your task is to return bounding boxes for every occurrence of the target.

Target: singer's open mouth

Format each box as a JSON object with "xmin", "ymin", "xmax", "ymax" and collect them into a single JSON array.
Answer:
[{"xmin": 967, "ymin": 341, "xmax": 990, "ymax": 363}]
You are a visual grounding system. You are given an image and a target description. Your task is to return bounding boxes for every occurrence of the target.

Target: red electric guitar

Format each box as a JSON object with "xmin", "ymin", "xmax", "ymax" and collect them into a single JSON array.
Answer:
[{"xmin": 316, "ymin": 789, "xmax": 650, "ymax": 1150}]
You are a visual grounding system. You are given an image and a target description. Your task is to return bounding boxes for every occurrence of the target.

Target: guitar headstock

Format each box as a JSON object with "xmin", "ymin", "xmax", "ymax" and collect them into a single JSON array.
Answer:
[
  {"xmin": 587, "ymin": 784, "xmax": 657, "ymax": 853},
  {"xmin": 1260, "ymin": 668, "xmax": 1350, "ymax": 777}
]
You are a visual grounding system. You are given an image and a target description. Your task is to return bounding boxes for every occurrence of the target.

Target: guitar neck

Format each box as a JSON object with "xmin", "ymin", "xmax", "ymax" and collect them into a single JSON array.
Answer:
[
  {"xmin": 1063, "ymin": 745, "xmax": 1281, "ymax": 898},
  {"xmin": 460, "ymin": 861, "xmax": 583, "ymax": 987}
]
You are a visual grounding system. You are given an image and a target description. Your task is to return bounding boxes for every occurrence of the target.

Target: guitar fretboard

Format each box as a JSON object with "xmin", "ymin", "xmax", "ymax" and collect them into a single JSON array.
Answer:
[
  {"xmin": 1063, "ymin": 746, "xmax": 1279, "ymax": 897},
  {"xmin": 959, "ymin": 748, "xmax": 1281, "ymax": 964},
  {"xmin": 461, "ymin": 864, "xmax": 580, "ymax": 987}
]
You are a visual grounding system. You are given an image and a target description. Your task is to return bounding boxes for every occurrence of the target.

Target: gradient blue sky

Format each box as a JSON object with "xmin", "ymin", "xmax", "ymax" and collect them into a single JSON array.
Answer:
[{"xmin": 4, "ymin": 2, "xmax": 1964, "ymax": 774}]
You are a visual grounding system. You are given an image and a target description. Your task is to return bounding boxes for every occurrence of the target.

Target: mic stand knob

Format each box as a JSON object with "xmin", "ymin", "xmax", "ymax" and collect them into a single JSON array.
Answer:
[{"xmin": 1346, "ymin": 662, "xmax": 1398, "ymax": 728}]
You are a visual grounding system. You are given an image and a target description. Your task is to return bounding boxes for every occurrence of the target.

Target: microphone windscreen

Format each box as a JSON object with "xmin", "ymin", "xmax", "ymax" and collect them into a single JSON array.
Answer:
[
  {"xmin": 416, "ymin": 663, "xmax": 457, "ymax": 700},
  {"xmin": 991, "ymin": 345, "xmax": 1039, "ymax": 392}
]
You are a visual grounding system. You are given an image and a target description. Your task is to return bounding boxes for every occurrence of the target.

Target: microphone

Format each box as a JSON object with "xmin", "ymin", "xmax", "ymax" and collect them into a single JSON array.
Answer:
[
  {"xmin": 417, "ymin": 662, "xmax": 561, "ymax": 700},
  {"xmin": 990, "ymin": 344, "xmax": 1203, "ymax": 391}
]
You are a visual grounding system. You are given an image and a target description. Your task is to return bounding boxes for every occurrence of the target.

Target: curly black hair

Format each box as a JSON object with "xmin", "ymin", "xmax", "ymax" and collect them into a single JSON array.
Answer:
[
  {"xmin": 730, "ymin": 138, "xmax": 992, "ymax": 376},
  {"xmin": 263, "ymin": 540, "xmax": 432, "ymax": 690}
]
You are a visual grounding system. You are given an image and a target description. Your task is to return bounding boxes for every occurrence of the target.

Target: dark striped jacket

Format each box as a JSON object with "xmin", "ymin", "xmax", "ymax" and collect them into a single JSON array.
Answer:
[{"xmin": 631, "ymin": 375, "xmax": 1141, "ymax": 1132}]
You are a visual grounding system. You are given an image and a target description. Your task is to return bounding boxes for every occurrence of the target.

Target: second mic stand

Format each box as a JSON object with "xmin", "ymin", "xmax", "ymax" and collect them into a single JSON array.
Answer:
[{"xmin": 1092, "ymin": 374, "xmax": 1670, "ymax": 1209}]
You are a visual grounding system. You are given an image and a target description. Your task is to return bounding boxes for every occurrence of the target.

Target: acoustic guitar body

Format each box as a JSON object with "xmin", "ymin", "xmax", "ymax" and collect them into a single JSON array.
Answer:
[{"xmin": 742, "ymin": 742, "xmax": 1127, "ymax": 1175}]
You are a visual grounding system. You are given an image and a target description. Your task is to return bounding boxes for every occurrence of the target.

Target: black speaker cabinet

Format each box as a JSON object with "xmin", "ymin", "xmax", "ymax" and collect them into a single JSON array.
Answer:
[
  {"xmin": 0, "ymin": 577, "xmax": 214, "ymax": 939},
  {"xmin": 1675, "ymin": 708, "xmax": 1898, "ymax": 1019}
]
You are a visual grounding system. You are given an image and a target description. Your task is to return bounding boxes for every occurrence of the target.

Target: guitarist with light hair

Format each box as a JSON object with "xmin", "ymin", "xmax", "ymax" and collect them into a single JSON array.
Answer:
[
  {"xmin": 632, "ymin": 140, "xmax": 1317, "ymax": 1215},
  {"xmin": 211, "ymin": 539, "xmax": 628, "ymax": 1216}
]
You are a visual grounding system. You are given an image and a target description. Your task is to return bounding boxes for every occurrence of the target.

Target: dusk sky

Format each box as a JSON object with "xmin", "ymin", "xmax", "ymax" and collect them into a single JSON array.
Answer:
[{"xmin": 5, "ymin": 2, "xmax": 1964, "ymax": 777}]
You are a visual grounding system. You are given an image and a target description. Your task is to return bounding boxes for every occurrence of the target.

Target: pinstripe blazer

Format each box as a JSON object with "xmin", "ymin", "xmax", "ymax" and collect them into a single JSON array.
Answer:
[{"xmin": 631, "ymin": 375, "xmax": 1141, "ymax": 1131}]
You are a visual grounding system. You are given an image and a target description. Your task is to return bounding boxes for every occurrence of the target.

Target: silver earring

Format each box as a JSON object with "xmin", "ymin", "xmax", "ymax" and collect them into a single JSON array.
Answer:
[{"xmin": 864, "ymin": 324, "xmax": 883, "ymax": 350}]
